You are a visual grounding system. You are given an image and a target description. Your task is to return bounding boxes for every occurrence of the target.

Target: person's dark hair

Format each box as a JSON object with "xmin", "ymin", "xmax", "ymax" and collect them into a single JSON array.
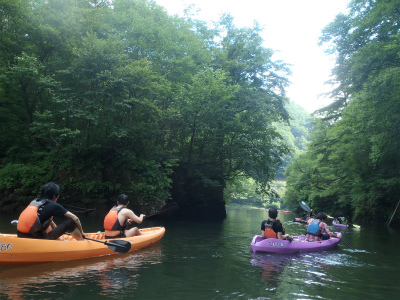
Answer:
[
  {"xmin": 40, "ymin": 182, "xmax": 60, "ymax": 200},
  {"xmin": 268, "ymin": 208, "xmax": 278, "ymax": 219},
  {"xmin": 117, "ymin": 194, "xmax": 129, "ymax": 205},
  {"xmin": 316, "ymin": 212, "xmax": 327, "ymax": 220}
]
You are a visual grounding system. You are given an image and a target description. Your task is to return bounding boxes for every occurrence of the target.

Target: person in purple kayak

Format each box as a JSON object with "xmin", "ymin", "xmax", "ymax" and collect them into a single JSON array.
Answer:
[
  {"xmin": 335, "ymin": 213, "xmax": 348, "ymax": 225},
  {"xmin": 261, "ymin": 208, "xmax": 292, "ymax": 240},
  {"xmin": 306, "ymin": 212, "xmax": 339, "ymax": 242}
]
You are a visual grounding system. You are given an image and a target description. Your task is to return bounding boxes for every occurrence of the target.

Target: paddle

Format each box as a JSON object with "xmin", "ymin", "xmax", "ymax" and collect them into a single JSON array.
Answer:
[
  {"xmin": 144, "ymin": 202, "xmax": 179, "ymax": 219},
  {"xmin": 299, "ymin": 201, "xmax": 315, "ymax": 217},
  {"xmin": 298, "ymin": 204, "xmax": 355, "ymax": 250},
  {"xmin": 339, "ymin": 238, "xmax": 354, "ymax": 250},
  {"xmin": 83, "ymin": 236, "xmax": 131, "ymax": 253},
  {"xmin": 10, "ymin": 220, "xmax": 131, "ymax": 254},
  {"xmin": 349, "ymin": 223, "xmax": 361, "ymax": 229}
]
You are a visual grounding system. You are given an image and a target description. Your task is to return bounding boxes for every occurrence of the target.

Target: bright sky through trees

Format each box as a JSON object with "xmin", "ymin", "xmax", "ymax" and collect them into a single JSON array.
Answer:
[{"xmin": 154, "ymin": 0, "xmax": 349, "ymax": 113}]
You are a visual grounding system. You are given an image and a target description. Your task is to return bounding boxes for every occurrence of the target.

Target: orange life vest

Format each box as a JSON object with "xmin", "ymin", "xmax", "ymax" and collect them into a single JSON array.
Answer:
[
  {"xmin": 264, "ymin": 220, "xmax": 278, "ymax": 238},
  {"xmin": 104, "ymin": 206, "xmax": 128, "ymax": 231},
  {"xmin": 17, "ymin": 199, "xmax": 48, "ymax": 233}
]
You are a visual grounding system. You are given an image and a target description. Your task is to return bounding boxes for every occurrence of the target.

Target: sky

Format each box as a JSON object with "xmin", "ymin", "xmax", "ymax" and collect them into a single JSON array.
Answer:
[{"xmin": 154, "ymin": 0, "xmax": 350, "ymax": 113}]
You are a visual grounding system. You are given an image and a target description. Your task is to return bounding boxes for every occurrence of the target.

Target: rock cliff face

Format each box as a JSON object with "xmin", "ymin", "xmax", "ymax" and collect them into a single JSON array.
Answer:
[{"xmin": 170, "ymin": 169, "xmax": 227, "ymax": 220}]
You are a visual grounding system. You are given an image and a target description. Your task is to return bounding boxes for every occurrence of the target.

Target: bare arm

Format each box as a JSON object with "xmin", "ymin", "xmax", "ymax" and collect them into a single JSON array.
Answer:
[
  {"xmin": 64, "ymin": 211, "xmax": 84, "ymax": 235},
  {"xmin": 124, "ymin": 209, "xmax": 145, "ymax": 224},
  {"xmin": 324, "ymin": 223, "xmax": 338, "ymax": 238},
  {"xmin": 277, "ymin": 232, "xmax": 291, "ymax": 240}
]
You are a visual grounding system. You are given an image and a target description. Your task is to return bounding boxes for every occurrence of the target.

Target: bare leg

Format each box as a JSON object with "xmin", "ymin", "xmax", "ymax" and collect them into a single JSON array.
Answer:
[
  {"xmin": 70, "ymin": 227, "xmax": 84, "ymax": 240},
  {"xmin": 125, "ymin": 227, "xmax": 142, "ymax": 237}
]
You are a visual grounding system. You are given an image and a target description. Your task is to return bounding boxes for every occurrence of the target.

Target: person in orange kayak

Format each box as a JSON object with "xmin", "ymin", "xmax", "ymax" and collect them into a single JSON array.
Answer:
[
  {"xmin": 17, "ymin": 182, "xmax": 85, "ymax": 240},
  {"xmin": 104, "ymin": 194, "xmax": 145, "ymax": 239},
  {"xmin": 260, "ymin": 208, "xmax": 292, "ymax": 240},
  {"xmin": 306, "ymin": 212, "xmax": 339, "ymax": 242}
]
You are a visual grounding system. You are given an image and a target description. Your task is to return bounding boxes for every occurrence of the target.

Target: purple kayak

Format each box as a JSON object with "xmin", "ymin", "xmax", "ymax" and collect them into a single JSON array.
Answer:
[
  {"xmin": 251, "ymin": 232, "xmax": 342, "ymax": 254},
  {"xmin": 332, "ymin": 220, "xmax": 349, "ymax": 228}
]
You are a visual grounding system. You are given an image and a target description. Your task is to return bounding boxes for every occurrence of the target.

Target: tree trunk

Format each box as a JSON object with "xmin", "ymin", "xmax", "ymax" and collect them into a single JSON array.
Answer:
[{"xmin": 170, "ymin": 166, "xmax": 227, "ymax": 220}]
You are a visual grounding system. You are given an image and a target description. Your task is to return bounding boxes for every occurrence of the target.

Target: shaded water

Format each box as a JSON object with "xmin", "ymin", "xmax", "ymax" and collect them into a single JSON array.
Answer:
[{"xmin": 0, "ymin": 205, "xmax": 399, "ymax": 299}]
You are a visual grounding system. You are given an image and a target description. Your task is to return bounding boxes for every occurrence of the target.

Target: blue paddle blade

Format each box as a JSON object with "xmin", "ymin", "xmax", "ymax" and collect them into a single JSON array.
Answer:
[{"xmin": 299, "ymin": 201, "xmax": 312, "ymax": 213}]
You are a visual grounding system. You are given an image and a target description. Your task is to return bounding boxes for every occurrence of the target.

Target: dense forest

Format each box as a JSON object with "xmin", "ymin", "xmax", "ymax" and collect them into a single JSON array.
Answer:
[
  {"xmin": 284, "ymin": 0, "xmax": 400, "ymax": 225},
  {"xmin": 228, "ymin": 101, "xmax": 311, "ymax": 208},
  {"xmin": 0, "ymin": 0, "xmax": 292, "ymax": 219},
  {"xmin": 1, "ymin": 0, "xmax": 399, "ymax": 224}
]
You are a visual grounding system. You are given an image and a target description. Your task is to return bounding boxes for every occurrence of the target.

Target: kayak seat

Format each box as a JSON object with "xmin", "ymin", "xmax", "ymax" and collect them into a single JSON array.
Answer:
[{"xmin": 88, "ymin": 232, "xmax": 105, "ymax": 240}]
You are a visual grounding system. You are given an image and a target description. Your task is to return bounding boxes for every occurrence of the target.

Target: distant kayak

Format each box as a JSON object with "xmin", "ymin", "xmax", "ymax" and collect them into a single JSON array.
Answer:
[
  {"xmin": 251, "ymin": 232, "xmax": 342, "ymax": 254},
  {"xmin": 293, "ymin": 218, "xmax": 308, "ymax": 224},
  {"xmin": 332, "ymin": 220, "xmax": 349, "ymax": 228},
  {"xmin": 279, "ymin": 210, "xmax": 290, "ymax": 213}
]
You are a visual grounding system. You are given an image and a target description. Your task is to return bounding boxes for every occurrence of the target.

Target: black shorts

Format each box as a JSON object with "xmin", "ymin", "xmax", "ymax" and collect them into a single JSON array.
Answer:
[
  {"xmin": 17, "ymin": 218, "xmax": 77, "ymax": 240},
  {"xmin": 105, "ymin": 233, "xmax": 126, "ymax": 239}
]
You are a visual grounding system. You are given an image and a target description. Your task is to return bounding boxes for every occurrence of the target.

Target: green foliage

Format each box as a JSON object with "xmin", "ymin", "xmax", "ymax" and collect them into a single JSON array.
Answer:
[
  {"xmin": 275, "ymin": 101, "xmax": 312, "ymax": 179},
  {"xmin": 225, "ymin": 101, "xmax": 311, "ymax": 209},
  {"xmin": 0, "ymin": 0, "xmax": 292, "ymax": 214},
  {"xmin": 0, "ymin": 163, "xmax": 44, "ymax": 191},
  {"xmin": 285, "ymin": 0, "xmax": 400, "ymax": 223},
  {"xmin": 226, "ymin": 178, "xmax": 287, "ymax": 209}
]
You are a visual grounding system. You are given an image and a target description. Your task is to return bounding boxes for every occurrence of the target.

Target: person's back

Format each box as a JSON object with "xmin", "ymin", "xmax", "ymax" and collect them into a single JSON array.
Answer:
[
  {"xmin": 336, "ymin": 213, "xmax": 348, "ymax": 225},
  {"xmin": 104, "ymin": 194, "xmax": 145, "ymax": 238},
  {"xmin": 306, "ymin": 212, "xmax": 339, "ymax": 242},
  {"xmin": 260, "ymin": 208, "xmax": 291, "ymax": 240},
  {"xmin": 17, "ymin": 182, "xmax": 84, "ymax": 240}
]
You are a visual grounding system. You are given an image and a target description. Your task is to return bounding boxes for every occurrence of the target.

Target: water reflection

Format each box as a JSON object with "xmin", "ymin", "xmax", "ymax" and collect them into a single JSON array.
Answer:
[
  {"xmin": 0, "ymin": 244, "xmax": 162, "ymax": 299},
  {"xmin": 1, "ymin": 207, "xmax": 399, "ymax": 300},
  {"xmin": 249, "ymin": 250, "xmax": 368, "ymax": 299},
  {"xmin": 250, "ymin": 252, "xmax": 294, "ymax": 284}
]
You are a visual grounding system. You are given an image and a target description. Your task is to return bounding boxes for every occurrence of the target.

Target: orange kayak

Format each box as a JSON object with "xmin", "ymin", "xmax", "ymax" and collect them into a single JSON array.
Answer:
[{"xmin": 0, "ymin": 227, "xmax": 165, "ymax": 264}]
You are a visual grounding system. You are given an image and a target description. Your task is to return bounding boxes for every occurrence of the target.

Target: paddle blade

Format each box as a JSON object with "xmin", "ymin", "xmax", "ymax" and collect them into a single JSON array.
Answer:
[
  {"xmin": 84, "ymin": 236, "xmax": 131, "ymax": 253},
  {"xmin": 145, "ymin": 202, "xmax": 179, "ymax": 219},
  {"xmin": 299, "ymin": 201, "xmax": 311, "ymax": 213},
  {"xmin": 105, "ymin": 240, "xmax": 131, "ymax": 253}
]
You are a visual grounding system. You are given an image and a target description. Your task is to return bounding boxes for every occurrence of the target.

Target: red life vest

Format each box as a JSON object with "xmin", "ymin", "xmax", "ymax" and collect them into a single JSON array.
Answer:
[
  {"xmin": 17, "ymin": 199, "xmax": 48, "ymax": 234},
  {"xmin": 264, "ymin": 220, "xmax": 278, "ymax": 238},
  {"xmin": 104, "ymin": 206, "xmax": 128, "ymax": 231}
]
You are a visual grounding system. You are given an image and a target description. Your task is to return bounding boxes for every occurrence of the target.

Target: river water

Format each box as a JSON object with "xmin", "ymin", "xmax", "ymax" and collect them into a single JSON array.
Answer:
[{"xmin": 0, "ymin": 205, "xmax": 399, "ymax": 300}]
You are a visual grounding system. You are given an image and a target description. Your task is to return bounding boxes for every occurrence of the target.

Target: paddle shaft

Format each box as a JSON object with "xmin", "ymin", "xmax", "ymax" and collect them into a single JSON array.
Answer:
[
  {"xmin": 83, "ymin": 236, "xmax": 127, "ymax": 249},
  {"xmin": 11, "ymin": 220, "xmax": 131, "ymax": 253},
  {"xmin": 144, "ymin": 202, "xmax": 179, "ymax": 219},
  {"xmin": 340, "ymin": 238, "xmax": 354, "ymax": 250}
]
